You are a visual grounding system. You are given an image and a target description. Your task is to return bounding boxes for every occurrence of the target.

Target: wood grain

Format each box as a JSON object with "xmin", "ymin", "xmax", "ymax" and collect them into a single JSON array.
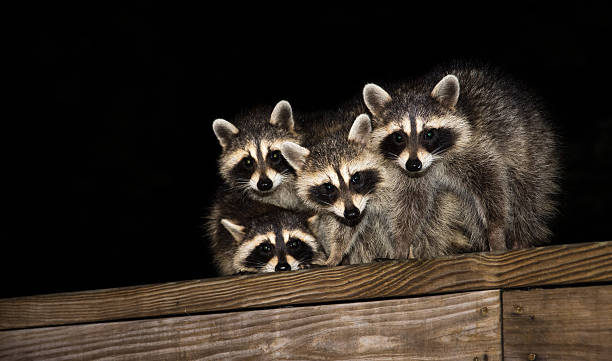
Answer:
[
  {"xmin": 503, "ymin": 285, "xmax": 612, "ymax": 361},
  {"xmin": 1, "ymin": 241, "xmax": 610, "ymax": 330},
  {"xmin": 0, "ymin": 290, "xmax": 501, "ymax": 361}
]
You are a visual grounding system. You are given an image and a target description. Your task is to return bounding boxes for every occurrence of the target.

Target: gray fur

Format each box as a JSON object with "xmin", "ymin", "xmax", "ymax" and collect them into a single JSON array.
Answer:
[{"xmin": 364, "ymin": 64, "xmax": 560, "ymax": 256}]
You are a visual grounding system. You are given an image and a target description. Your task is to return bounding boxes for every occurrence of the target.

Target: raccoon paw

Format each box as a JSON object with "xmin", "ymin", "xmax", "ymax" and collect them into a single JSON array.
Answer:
[
  {"xmin": 299, "ymin": 263, "xmax": 325, "ymax": 270},
  {"xmin": 233, "ymin": 270, "xmax": 256, "ymax": 276},
  {"xmin": 372, "ymin": 257, "xmax": 396, "ymax": 263}
]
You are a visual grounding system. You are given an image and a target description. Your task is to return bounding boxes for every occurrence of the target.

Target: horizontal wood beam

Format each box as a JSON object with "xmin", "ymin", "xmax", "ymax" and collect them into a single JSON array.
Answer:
[
  {"xmin": 1, "ymin": 241, "xmax": 610, "ymax": 330},
  {"xmin": 503, "ymin": 285, "xmax": 612, "ymax": 360},
  {"xmin": 0, "ymin": 290, "xmax": 501, "ymax": 360}
]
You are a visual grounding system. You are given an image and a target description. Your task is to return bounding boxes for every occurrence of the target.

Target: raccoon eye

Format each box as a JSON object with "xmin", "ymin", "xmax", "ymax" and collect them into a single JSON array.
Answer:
[
  {"xmin": 258, "ymin": 243, "xmax": 273, "ymax": 254},
  {"xmin": 242, "ymin": 157, "xmax": 255, "ymax": 169},
  {"xmin": 423, "ymin": 129, "xmax": 437, "ymax": 140},
  {"xmin": 269, "ymin": 150, "xmax": 282, "ymax": 164},
  {"xmin": 350, "ymin": 172, "xmax": 362, "ymax": 185},
  {"xmin": 393, "ymin": 132, "xmax": 405, "ymax": 145},
  {"xmin": 287, "ymin": 238, "xmax": 302, "ymax": 249},
  {"xmin": 321, "ymin": 183, "xmax": 335, "ymax": 194}
]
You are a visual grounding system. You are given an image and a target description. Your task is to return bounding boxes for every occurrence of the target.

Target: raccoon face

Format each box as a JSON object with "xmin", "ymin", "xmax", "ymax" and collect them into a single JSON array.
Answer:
[
  {"xmin": 282, "ymin": 114, "xmax": 382, "ymax": 227},
  {"xmin": 222, "ymin": 218, "xmax": 322, "ymax": 273},
  {"xmin": 364, "ymin": 77, "xmax": 470, "ymax": 175},
  {"xmin": 224, "ymin": 140, "xmax": 296, "ymax": 194},
  {"xmin": 304, "ymin": 164, "xmax": 381, "ymax": 227},
  {"xmin": 213, "ymin": 100, "xmax": 299, "ymax": 195}
]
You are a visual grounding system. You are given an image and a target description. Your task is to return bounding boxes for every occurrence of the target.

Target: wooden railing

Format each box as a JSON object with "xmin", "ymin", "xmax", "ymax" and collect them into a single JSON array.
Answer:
[{"xmin": 1, "ymin": 241, "xmax": 611, "ymax": 360}]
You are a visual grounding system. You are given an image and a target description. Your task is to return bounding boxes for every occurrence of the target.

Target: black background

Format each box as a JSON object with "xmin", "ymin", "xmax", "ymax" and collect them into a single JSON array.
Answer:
[{"xmin": 5, "ymin": 3, "xmax": 611, "ymax": 297}]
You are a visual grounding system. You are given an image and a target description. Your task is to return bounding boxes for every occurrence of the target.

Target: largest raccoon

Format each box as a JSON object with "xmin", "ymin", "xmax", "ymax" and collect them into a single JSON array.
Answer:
[
  {"xmin": 363, "ymin": 64, "xmax": 560, "ymax": 252},
  {"xmin": 212, "ymin": 100, "xmax": 305, "ymax": 210}
]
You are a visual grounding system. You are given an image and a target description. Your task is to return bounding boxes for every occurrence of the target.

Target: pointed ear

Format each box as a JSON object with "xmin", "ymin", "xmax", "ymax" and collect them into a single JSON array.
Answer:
[
  {"xmin": 212, "ymin": 119, "xmax": 239, "ymax": 148},
  {"xmin": 221, "ymin": 219, "xmax": 246, "ymax": 242},
  {"xmin": 363, "ymin": 83, "xmax": 392, "ymax": 116},
  {"xmin": 270, "ymin": 100, "xmax": 294, "ymax": 132},
  {"xmin": 280, "ymin": 141, "xmax": 310, "ymax": 171},
  {"xmin": 431, "ymin": 74, "xmax": 460, "ymax": 109},
  {"xmin": 348, "ymin": 114, "xmax": 372, "ymax": 145}
]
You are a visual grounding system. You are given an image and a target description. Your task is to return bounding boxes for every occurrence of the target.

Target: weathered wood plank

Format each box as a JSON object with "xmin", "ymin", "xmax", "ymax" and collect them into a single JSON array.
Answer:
[
  {"xmin": 503, "ymin": 285, "xmax": 612, "ymax": 361},
  {"xmin": 0, "ymin": 290, "xmax": 501, "ymax": 361},
  {"xmin": 1, "ymin": 241, "xmax": 610, "ymax": 330}
]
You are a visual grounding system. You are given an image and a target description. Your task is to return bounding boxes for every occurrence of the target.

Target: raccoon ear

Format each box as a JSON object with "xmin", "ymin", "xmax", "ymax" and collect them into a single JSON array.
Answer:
[
  {"xmin": 270, "ymin": 100, "xmax": 294, "ymax": 132},
  {"xmin": 363, "ymin": 83, "xmax": 392, "ymax": 116},
  {"xmin": 348, "ymin": 114, "xmax": 372, "ymax": 145},
  {"xmin": 220, "ymin": 219, "xmax": 246, "ymax": 242},
  {"xmin": 280, "ymin": 141, "xmax": 310, "ymax": 171},
  {"xmin": 212, "ymin": 119, "xmax": 239, "ymax": 148},
  {"xmin": 431, "ymin": 75, "xmax": 460, "ymax": 109}
]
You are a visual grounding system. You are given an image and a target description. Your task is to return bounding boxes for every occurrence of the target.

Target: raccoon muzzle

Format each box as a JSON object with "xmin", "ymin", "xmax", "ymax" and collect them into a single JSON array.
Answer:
[
  {"xmin": 340, "ymin": 206, "xmax": 364, "ymax": 227},
  {"xmin": 406, "ymin": 158, "xmax": 423, "ymax": 172},
  {"xmin": 257, "ymin": 177, "xmax": 273, "ymax": 191},
  {"xmin": 275, "ymin": 261, "xmax": 291, "ymax": 272}
]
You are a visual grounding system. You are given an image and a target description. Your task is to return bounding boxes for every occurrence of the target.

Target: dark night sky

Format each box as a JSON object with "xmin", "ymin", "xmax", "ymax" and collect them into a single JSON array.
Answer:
[{"xmin": 5, "ymin": 3, "xmax": 611, "ymax": 297}]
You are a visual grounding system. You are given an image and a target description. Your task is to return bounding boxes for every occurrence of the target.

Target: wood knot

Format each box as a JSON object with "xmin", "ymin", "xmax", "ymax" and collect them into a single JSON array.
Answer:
[
  {"xmin": 513, "ymin": 304, "xmax": 523, "ymax": 314},
  {"xmin": 479, "ymin": 306, "xmax": 488, "ymax": 316},
  {"xmin": 527, "ymin": 353, "xmax": 537, "ymax": 360}
]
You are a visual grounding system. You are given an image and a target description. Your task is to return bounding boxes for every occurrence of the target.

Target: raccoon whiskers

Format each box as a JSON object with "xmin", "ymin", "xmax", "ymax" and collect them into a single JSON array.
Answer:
[
  {"xmin": 226, "ymin": 181, "xmax": 251, "ymax": 193},
  {"xmin": 384, "ymin": 152, "xmax": 400, "ymax": 160},
  {"xmin": 233, "ymin": 181, "xmax": 252, "ymax": 195},
  {"xmin": 431, "ymin": 147, "xmax": 448, "ymax": 156}
]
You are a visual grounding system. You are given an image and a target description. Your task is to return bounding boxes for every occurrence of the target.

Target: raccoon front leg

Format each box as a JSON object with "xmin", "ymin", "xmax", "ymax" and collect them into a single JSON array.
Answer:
[
  {"xmin": 468, "ymin": 173, "xmax": 508, "ymax": 252},
  {"xmin": 325, "ymin": 232, "xmax": 353, "ymax": 266},
  {"xmin": 324, "ymin": 223, "xmax": 360, "ymax": 266},
  {"xmin": 443, "ymin": 154, "xmax": 509, "ymax": 252}
]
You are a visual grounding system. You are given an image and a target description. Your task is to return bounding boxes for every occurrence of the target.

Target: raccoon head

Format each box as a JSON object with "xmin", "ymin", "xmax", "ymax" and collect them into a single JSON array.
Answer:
[
  {"xmin": 221, "ymin": 213, "xmax": 324, "ymax": 273},
  {"xmin": 212, "ymin": 100, "xmax": 300, "ymax": 196},
  {"xmin": 282, "ymin": 114, "xmax": 382, "ymax": 227},
  {"xmin": 363, "ymin": 76, "xmax": 471, "ymax": 176}
]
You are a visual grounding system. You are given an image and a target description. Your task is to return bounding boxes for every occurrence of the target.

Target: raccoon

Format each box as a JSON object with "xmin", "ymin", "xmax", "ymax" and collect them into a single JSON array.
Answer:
[
  {"xmin": 281, "ymin": 101, "xmax": 396, "ymax": 266},
  {"xmin": 212, "ymin": 100, "xmax": 304, "ymax": 210},
  {"xmin": 206, "ymin": 188, "xmax": 326, "ymax": 275},
  {"xmin": 363, "ymin": 64, "xmax": 560, "ymax": 252}
]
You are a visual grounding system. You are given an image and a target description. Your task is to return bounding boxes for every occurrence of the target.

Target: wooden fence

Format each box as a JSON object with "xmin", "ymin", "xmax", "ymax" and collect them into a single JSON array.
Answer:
[{"xmin": 1, "ymin": 241, "xmax": 611, "ymax": 360}]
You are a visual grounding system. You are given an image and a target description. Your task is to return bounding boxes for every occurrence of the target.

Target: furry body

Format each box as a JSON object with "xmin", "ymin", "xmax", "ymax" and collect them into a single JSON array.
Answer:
[{"xmin": 364, "ymin": 64, "xmax": 559, "ymax": 254}]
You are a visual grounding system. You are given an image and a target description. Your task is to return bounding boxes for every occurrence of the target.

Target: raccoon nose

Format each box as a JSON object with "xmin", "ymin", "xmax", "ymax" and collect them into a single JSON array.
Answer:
[
  {"xmin": 344, "ymin": 207, "xmax": 360, "ymax": 220},
  {"xmin": 406, "ymin": 158, "xmax": 422, "ymax": 172},
  {"xmin": 275, "ymin": 262, "xmax": 291, "ymax": 272},
  {"xmin": 257, "ymin": 177, "xmax": 273, "ymax": 191}
]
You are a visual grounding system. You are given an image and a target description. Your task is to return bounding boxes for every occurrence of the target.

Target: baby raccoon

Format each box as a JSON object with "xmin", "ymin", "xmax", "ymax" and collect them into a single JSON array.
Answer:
[
  {"xmin": 363, "ymin": 64, "xmax": 559, "ymax": 252},
  {"xmin": 212, "ymin": 100, "xmax": 304, "ymax": 210},
  {"xmin": 206, "ymin": 188, "xmax": 325, "ymax": 275},
  {"xmin": 281, "ymin": 102, "xmax": 396, "ymax": 266}
]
